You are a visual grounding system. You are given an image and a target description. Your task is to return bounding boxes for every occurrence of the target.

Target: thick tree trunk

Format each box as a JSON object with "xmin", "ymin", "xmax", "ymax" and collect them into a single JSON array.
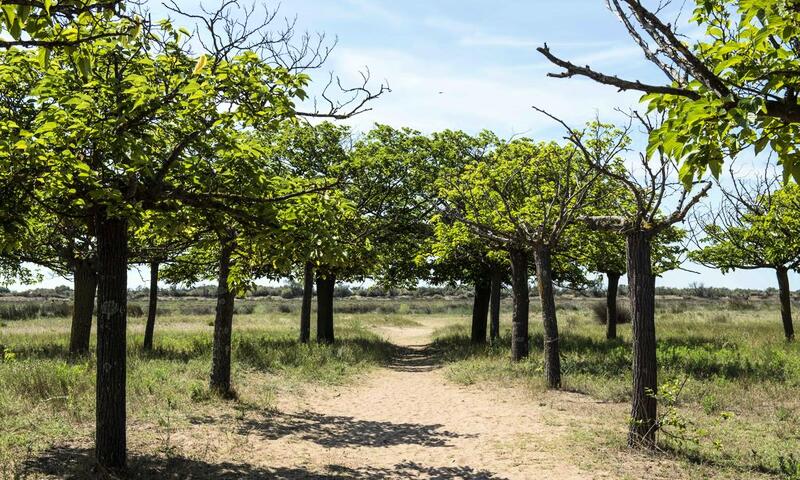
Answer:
[
  {"xmin": 470, "ymin": 277, "xmax": 491, "ymax": 344},
  {"xmin": 489, "ymin": 268, "xmax": 502, "ymax": 343},
  {"xmin": 509, "ymin": 249, "xmax": 529, "ymax": 361},
  {"xmin": 776, "ymin": 266, "xmax": 795, "ymax": 341},
  {"xmin": 316, "ymin": 271, "xmax": 335, "ymax": 344},
  {"xmin": 68, "ymin": 260, "xmax": 97, "ymax": 355},
  {"xmin": 94, "ymin": 214, "xmax": 128, "ymax": 472},
  {"xmin": 299, "ymin": 262, "xmax": 313, "ymax": 343},
  {"xmin": 534, "ymin": 245, "xmax": 561, "ymax": 389},
  {"xmin": 210, "ymin": 241, "xmax": 236, "ymax": 396},
  {"xmin": 606, "ymin": 272, "xmax": 621, "ymax": 340},
  {"xmin": 626, "ymin": 231, "xmax": 658, "ymax": 448},
  {"xmin": 142, "ymin": 262, "xmax": 159, "ymax": 351}
]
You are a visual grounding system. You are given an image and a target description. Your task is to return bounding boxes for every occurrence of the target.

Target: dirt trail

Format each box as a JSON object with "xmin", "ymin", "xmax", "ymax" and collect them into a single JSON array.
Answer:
[
  {"xmin": 23, "ymin": 322, "xmax": 632, "ymax": 479},
  {"xmin": 233, "ymin": 323, "xmax": 614, "ymax": 479}
]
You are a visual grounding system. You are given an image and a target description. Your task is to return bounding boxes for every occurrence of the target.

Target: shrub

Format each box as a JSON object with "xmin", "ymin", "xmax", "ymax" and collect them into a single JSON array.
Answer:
[
  {"xmin": 277, "ymin": 304, "xmax": 293, "ymax": 314},
  {"xmin": 234, "ymin": 303, "xmax": 256, "ymax": 315},
  {"xmin": 127, "ymin": 304, "xmax": 145, "ymax": 317},
  {"xmin": 590, "ymin": 301, "xmax": 631, "ymax": 325},
  {"xmin": 180, "ymin": 304, "xmax": 215, "ymax": 316},
  {"xmin": 41, "ymin": 301, "xmax": 71, "ymax": 318},
  {"xmin": 0, "ymin": 303, "xmax": 40, "ymax": 320}
]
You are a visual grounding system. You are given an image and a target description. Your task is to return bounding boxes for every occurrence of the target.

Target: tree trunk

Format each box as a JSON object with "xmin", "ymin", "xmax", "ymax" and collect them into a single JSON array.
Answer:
[
  {"xmin": 210, "ymin": 240, "xmax": 236, "ymax": 396},
  {"xmin": 68, "ymin": 260, "xmax": 97, "ymax": 355},
  {"xmin": 606, "ymin": 272, "xmax": 621, "ymax": 340},
  {"xmin": 94, "ymin": 214, "xmax": 128, "ymax": 472},
  {"xmin": 299, "ymin": 262, "xmax": 313, "ymax": 343},
  {"xmin": 509, "ymin": 249, "xmax": 529, "ymax": 361},
  {"xmin": 470, "ymin": 277, "xmax": 491, "ymax": 344},
  {"xmin": 776, "ymin": 266, "xmax": 795, "ymax": 341},
  {"xmin": 142, "ymin": 261, "xmax": 159, "ymax": 351},
  {"xmin": 316, "ymin": 271, "xmax": 335, "ymax": 344},
  {"xmin": 534, "ymin": 245, "xmax": 561, "ymax": 389},
  {"xmin": 626, "ymin": 230, "xmax": 658, "ymax": 448},
  {"xmin": 489, "ymin": 267, "xmax": 502, "ymax": 343}
]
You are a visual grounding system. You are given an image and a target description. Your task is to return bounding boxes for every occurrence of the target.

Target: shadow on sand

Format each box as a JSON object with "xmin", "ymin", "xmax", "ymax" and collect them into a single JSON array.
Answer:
[{"xmin": 21, "ymin": 445, "xmax": 508, "ymax": 479}]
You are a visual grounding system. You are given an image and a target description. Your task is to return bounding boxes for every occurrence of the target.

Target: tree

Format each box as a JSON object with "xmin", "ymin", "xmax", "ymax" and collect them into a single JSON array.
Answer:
[
  {"xmin": 0, "ymin": 0, "xmax": 137, "ymax": 49},
  {"xmin": 425, "ymin": 130, "xmax": 510, "ymax": 345},
  {"xmin": 437, "ymin": 133, "xmax": 608, "ymax": 389},
  {"xmin": 261, "ymin": 121, "xmax": 353, "ymax": 343},
  {"xmin": 692, "ymin": 169, "xmax": 800, "ymax": 340},
  {"xmin": 420, "ymin": 225, "xmax": 506, "ymax": 345},
  {"xmin": 538, "ymin": 0, "xmax": 800, "ymax": 183},
  {"xmin": 280, "ymin": 124, "xmax": 432, "ymax": 344},
  {"xmin": 1, "ymin": 4, "xmax": 384, "ymax": 470},
  {"xmin": 545, "ymin": 111, "xmax": 711, "ymax": 449}
]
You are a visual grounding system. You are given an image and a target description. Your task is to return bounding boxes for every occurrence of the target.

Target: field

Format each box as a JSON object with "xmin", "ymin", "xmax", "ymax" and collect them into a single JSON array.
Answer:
[{"xmin": 1, "ymin": 294, "xmax": 799, "ymax": 479}]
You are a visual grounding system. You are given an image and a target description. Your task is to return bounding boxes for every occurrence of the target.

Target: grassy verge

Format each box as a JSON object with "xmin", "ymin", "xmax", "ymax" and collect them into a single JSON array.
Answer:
[
  {"xmin": 0, "ymin": 307, "xmax": 395, "ymax": 472},
  {"xmin": 431, "ymin": 298, "xmax": 800, "ymax": 478}
]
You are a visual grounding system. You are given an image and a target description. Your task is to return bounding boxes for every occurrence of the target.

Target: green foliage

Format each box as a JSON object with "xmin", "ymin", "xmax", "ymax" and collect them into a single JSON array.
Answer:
[
  {"xmin": 641, "ymin": 0, "xmax": 800, "ymax": 184},
  {"xmin": 691, "ymin": 183, "xmax": 800, "ymax": 271}
]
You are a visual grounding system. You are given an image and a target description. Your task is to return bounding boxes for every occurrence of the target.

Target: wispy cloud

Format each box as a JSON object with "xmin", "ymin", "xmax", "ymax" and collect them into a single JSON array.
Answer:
[{"xmin": 324, "ymin": 46, "xmax": 640, "ymax": 136}]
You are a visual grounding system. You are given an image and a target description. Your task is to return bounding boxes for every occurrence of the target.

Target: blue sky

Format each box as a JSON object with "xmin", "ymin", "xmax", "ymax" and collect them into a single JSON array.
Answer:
[{"xmin": 15, "ymin": 0, "xmax": 795, "ymax": 291}]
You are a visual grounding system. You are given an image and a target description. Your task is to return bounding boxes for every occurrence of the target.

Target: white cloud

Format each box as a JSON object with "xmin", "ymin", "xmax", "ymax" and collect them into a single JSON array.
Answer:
[{"xmin": 318, "ymin": 46, "xmax": 641, "ymax": 138}]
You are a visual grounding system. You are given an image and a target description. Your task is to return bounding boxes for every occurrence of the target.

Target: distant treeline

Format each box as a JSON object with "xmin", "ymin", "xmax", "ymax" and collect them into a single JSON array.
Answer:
[{"xmin": 0, "ymin": 281, "xmax": 792, "ymax": 300}]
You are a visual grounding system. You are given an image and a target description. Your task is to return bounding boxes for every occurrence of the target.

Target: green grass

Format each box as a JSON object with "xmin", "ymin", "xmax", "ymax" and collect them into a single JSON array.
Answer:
[
  {"xmin": 431, "ymin": 297, "xmax": 800, "ymax": 478},
  {"xmin": 2, "ymin": 295, "xmax": 799, "ymax": 478}
]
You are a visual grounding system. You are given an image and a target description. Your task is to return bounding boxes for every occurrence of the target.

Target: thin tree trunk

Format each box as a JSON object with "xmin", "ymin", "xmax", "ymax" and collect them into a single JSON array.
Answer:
[
  {"xmin": 316, "ymin": 271, "xmax": 335, "ymax": 344},
  {"xmin": 606, "ymin": 272, "xmax": 621, "ymax": 340},
  {"xmin": 68, "ymin": 260, "xmax": 97, "ymax": 355},
  {"xmin": 210, "ymin": 240, "xmax": 236, "ymax": 396},
  {"xmin": 299, "ymin": 262, "xmax": 313, "ymax": 343},
  {"xmin": 509, "ymin": 249, "xmax": 529, "ymax": 361},
  {"xmin": 470, "ymin": 277, "xmax": 491, "ymax": 344},
  {"xmin": 142, "ymin": 261, "xmax": 159, "ymax": 351},
  {"xmin": 626, "ymin": 230, "xmax": 658, "ymax": 448},
  {"xmin": 95, "ymin": 214, "xmax": 128, "ymax": 472},
  {"xmin": 534, "ymin": 245, "xmax": 561, "ymax": 389},
  {"xmin": 489, "ymin": 267, "xmax": 502, "ymax": 343},
  {"xmin": 776, "ymin": 266, "xmax": 795, "ymax": 341}
]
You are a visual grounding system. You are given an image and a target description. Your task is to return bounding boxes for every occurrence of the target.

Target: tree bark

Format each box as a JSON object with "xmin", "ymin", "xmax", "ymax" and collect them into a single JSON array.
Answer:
[
  {"xmin": 299, "ymin": 262, "xmax": 313, "ymax": 343},
  {"xmin": 489, "ymin": 267, "xmax": 502, "ymax": 344},
  {"xmin": 316, "ymin": 271, "xmax": 335, "ymax": 344},
  {"xmin": 776, "ymin": 266, "xmax": 795, "ymax": 341},
  {"xmin": 210, "ymin": 240, "xmax": 236, "ymax": 396},
  {"xmin": 94, "ymin": 214, "xmax": 128, "ymax": 472},
  {"xmin": 606, "ymin": 272, "xmax": 621, "ymax": 340},
  {"xmin": 534, "ymin": 245, "xmax": 561, "ymax": 389},
  {"xmin": 509, "ymin": 249, "xmax": 529, "ymax": 361},
  {"xmin": 626, "ymin": 230, "xmax": 658, "ymax": 448},
  {"xmin": 68, "ymin": 260, "xmax": 97, "ymax": 355},
  {"xmin": 470, "ymin": 277, "xmax": 491, "ymax": 344},
  {"xmin": 142, "ymin": 261, "xmax": 159, "ymax": 351}
]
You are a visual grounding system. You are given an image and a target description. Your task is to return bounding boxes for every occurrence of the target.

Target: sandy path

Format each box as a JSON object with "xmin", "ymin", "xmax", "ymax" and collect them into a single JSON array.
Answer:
[
  {"xmin": 22, "ymin": 322, "xmax": 628, "ymax": 479},
  {"xmin": 220, "ymin": 324, "xmax": 612, "ymax": 479}
]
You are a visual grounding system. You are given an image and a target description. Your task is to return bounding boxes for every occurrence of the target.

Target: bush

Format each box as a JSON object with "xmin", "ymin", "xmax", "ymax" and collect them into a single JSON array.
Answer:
[
  {"xmin": 179, "ymin": 304, "xmax": 215, "ymax": 316},
  {"xmin": 127, "ymin": 304, "xmax": 145, "ymax": 317},
  {"xmin": 39, "ymin": 301, "xmax": 71, "ymax": 318},
  {"xmin": 234, "ymin": 303, "xmax": 255, "ymax": 315},
  {"xmin": 277, "ymin": 304, "xmax": 293, "ymax": 314},
  {"xmin": 590, "ymin": 301, "xmax": 631, "ymax": 325},
  {"xmin": 0, "ymin": 303, "xmax": 40, "ymax": 320}
]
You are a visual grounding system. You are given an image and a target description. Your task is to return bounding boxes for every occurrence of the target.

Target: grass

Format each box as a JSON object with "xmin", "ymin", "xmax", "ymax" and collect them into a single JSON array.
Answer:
[
  {"xmin": 0, "ymin": 301, "xmax": 398, "ymax": 472},
  {"xmin": 431, "ymin": 296, "xmax": 800, "ymax": 478},
  {"xmin": 2, "ymin": 295, "xmax": 799, "ymax": 478}
]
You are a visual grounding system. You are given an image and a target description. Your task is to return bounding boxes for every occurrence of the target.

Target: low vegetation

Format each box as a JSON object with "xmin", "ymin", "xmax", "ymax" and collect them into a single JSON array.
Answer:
[{"xmin": 431, "ymin": 296, "xmax": 800, "ymax": 477}]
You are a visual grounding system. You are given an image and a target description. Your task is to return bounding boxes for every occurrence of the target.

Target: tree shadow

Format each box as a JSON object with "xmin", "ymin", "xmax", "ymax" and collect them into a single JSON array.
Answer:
[
  {"xmin": 231, "ymin": 410, "xmax": 472, "ymax": 448},
  {"xmin": 20, "ymin": 445, "xmax": 507, "ymax": 479},
  {"xmin": 386, "ymin": 344, "xmax": 442, "ymax": 372}
]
